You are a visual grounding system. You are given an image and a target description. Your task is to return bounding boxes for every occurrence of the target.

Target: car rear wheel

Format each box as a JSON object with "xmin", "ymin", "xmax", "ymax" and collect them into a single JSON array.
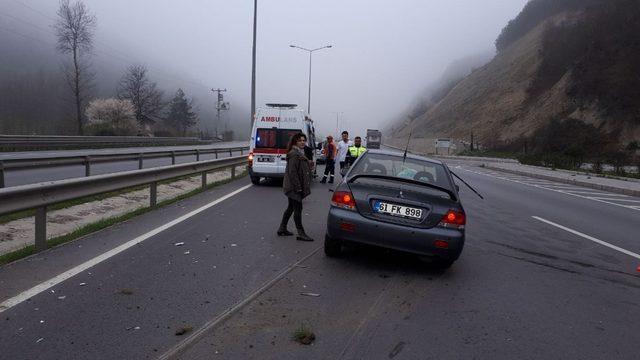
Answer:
[
  {"xmin": 431, "ymin": 258, "xmax": 454, "ymax": 270},
  {"xmin": 419, "ymin": 256, "xmax": 455, "ymax": 270},
  {"xmin": 324, "ymin": 234, "xmax": 342, "ymax": 257},
  {"xmin": 250, "ymin": 176, "xmax": 261, "ymax": 185}
]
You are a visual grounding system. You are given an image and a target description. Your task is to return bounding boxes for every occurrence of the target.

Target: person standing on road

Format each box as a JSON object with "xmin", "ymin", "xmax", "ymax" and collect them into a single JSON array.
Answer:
[
  {"xmin": 278, "ymin": 133, "xmax": 314, "ymax": 242},
  {"xmin": 336, "ymin": 131, "xmax": 353, "ymax": 173},
  {"xmin": 346, "ymin": 136, "xmax": 367, "ymax": 166},
  {"xmin": 320, "ymin": 135, "xmax": 337, "ymax": 184}
]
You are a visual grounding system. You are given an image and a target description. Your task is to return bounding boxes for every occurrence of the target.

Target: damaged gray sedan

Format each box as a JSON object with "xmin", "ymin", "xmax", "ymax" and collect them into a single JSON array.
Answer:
[{"xmin": 325, "ymin": 150, "xmax": 466, "ymax": 269}]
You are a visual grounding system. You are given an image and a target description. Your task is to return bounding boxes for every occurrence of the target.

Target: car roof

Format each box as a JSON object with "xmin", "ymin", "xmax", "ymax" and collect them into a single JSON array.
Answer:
[{"xmin": 364, "ymin": 149, "xmax": 445, "ymax": 166}]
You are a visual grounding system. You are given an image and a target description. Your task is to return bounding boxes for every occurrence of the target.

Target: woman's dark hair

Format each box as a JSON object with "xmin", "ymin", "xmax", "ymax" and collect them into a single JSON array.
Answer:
[{"xmin": 287, "ymin": 133, "xmax": 306, "ymax": 152}]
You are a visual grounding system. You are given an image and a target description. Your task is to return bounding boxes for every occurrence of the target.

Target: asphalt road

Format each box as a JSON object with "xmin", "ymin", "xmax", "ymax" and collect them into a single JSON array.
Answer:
[
  {"xmin": 0, "ymin": 141, "xmax": 248, "ymax": 187},
  {"xmin": 0, "ymin": 160, "xmax": 639, "ymax": 359}
]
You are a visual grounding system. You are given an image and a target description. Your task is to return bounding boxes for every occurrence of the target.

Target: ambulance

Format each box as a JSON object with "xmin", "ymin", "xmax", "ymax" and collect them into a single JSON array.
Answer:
[{"xmin": 248, "ymin": 104, "xmax": 317, "ymax": 185}]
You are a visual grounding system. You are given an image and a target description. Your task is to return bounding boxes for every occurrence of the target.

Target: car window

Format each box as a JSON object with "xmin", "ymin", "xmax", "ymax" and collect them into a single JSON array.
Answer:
[
  {"xmin": 350, "ymin": 153, "xmax": 452, "ymax": 190},
  {"xmin": 256, "ymin": 128, "xmax": 301, "ymax": 149}
]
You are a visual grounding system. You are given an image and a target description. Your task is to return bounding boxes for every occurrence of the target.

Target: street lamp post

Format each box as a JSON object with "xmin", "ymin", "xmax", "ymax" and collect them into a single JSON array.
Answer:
[
  {"xmin": 250, "ymin": 0, "xmax": 257, "ymax": 127},
  {"xmin": 289, "ymin": 44, "xmax": 332, "ymax": 114}
]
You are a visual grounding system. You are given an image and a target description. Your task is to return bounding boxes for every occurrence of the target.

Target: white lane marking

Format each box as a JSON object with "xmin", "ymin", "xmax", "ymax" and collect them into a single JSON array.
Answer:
[
  {"xmin": 0, "ymin": 184, "xmax": 253, "ymax": 313},
  {"xmin": 462, "ymin": 168, "xmax": 640, "ymax": 212},
  {"xmin": 532, "ymin": 216, "xmax": 640, "ymax": 260},
  {"xmin": 562, "ymin": 191, "xmax": 630, "ymax": 197},
  {"xmin": 591, "ymin": 197, "xmax": 640, "ymax": 203}
]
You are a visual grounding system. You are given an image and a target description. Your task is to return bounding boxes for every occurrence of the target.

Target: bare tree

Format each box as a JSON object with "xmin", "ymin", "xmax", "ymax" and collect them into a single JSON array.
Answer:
[
  {"xmin": 117, "ymin": 65, "xmax": 164, "ymax": 130},
  {"xmin": 55, "ymin": 0, "xmax": 96, "ymax": 135}
]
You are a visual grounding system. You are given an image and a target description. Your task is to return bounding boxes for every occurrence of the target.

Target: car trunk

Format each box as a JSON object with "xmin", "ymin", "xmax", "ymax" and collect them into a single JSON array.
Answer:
[{"xmin": 348, "ymin": 178, "xmax": 457, "ymax": 229}]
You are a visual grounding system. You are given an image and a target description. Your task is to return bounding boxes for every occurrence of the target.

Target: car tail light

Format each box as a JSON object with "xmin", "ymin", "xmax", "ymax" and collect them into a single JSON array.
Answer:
[
  {"xmin": 434, "ymin": 239, "xmax": 449, "ymax": 249},
  {"xmin": 248, "ymin": 152, "xmax": 254, "ymax": 167},
  {"xmin": 331, "ymin": 191, "xmax": 356, "ymax": 211},
  {"xmin": 340, "ymin": 222, "xmax": 356, "ymax": 232},
  {"xmin": 438, "ymin": 210, "xmax": 465, "ymax": 229}
]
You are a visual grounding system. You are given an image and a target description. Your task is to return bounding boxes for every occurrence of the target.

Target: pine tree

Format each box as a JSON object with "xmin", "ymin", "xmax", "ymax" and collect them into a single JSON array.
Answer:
[{"xmin": 166, "ymin": 88, "xmax": 197, "ymax": 136}]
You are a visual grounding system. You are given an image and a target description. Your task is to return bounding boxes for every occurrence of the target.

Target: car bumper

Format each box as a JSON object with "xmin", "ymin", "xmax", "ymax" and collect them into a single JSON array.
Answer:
[
  {"xmin": 327, "ymin": 207, "xmax": 464, "ymax": 260},
  {"xmin": 248, "ymin": 168, "xmax": 284, "ymax": 178}
]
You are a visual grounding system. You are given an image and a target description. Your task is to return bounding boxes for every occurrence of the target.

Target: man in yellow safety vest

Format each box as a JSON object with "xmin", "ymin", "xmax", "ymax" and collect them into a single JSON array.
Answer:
[{"xmin": 346, "ymin": 136, "xmax": 367, "ymax": 166}]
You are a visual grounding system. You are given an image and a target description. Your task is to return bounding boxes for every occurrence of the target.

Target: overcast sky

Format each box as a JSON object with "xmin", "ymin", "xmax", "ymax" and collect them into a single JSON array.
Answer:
[{"xmin": 2, "ymin": 0, "xmax": 529, "ymax": 137}]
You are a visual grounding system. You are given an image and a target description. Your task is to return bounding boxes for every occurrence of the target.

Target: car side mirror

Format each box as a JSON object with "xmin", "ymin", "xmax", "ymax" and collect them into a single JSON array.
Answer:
[{"xmin": 340, "ymin": 167, "xmax": 348, "ymax": 177}]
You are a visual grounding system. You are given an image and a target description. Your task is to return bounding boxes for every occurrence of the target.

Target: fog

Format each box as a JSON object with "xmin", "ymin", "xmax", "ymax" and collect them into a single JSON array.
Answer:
[{"xmin": 0, "ymin": 0, "xmax": 528, "ymax": 138}]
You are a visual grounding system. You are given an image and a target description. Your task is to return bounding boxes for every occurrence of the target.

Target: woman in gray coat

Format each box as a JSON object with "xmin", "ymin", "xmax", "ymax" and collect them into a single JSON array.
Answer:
[{"xmin": 278, "ymin": 133, "xmax": 313, "ymax": 241}]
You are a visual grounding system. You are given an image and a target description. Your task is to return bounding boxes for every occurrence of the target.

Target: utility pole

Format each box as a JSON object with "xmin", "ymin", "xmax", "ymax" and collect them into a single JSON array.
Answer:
[
  {"xmin": 250, "ymin": 0, "xmax": 257, "ymax": 127},
  {"xmin": 211, "ymin": 88, "xmax": 227, "ymax": 139},
  {"xmin": 470, "ymin": 132, "xmax": 475, "ymax": 151}
]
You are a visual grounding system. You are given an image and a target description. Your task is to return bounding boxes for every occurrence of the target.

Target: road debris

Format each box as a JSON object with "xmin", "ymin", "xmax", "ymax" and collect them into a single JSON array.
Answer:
[
  {"xmin": 300, "ymin": 292, "xmax": 320, "ymax": 297},
  {"xmin": 119, "ymin": 289, "xmax": 134, "ymax": 295},
  {"xmin": 175, "ymin": 326, "xmax": 193, "ymax": 336},
  {"xmin": 230, "ymin": 243, "xmax": 237, "ymax": 247},
  {"xmin": 57, "ymin": 296, "xmax": 66, "ymax": 300},
  {"xmin": 174, "ymin": 242, "xmax": 185, "ymax": 246},
  {"xmin": 79, "ymin": 283, "xmax": 87, "ymax": 286},
  {"xmin": 35, "ymin": 338, "xmax": 44, "ymax": 343},
  {"xmin": 184, "ymin": 251, "xmax": 191, "ymax": 255}
]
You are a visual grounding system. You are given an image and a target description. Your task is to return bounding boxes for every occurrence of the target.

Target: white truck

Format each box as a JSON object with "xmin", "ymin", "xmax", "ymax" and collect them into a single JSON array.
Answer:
[{"xmin": 248, "ymin": 104, "xmax": 317, "ymax": 185}]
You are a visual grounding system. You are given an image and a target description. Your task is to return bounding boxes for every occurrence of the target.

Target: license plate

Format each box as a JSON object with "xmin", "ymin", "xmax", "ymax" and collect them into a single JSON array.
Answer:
[
  {"xmin": 373, "ymin": 201, "xmax": 423, "ymax": 219},
  {"xmin": 257, "ymin": 157, "xmax": 275, "ymax": 162}
]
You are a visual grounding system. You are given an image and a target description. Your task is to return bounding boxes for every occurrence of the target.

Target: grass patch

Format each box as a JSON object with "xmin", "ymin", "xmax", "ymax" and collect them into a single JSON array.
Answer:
[
  {"xmin": 293, "ymin": 324, "xmax": 316, "ymax": 345},
  {"xmin": 0, "ymin": 185, "xmax": 147, "ymax": 225},
  {"xmin": 0, "ymin": 170, "xmax": 247, "ymax": 266},
  {"xmin": 0, "ymin": 168, "xmax": 247, "ymax": 224}
]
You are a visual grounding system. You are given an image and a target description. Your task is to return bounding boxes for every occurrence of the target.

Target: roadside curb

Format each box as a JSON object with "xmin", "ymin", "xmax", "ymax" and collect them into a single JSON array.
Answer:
[{"xmin": 484, "ymin": 165, "xmax": 640, "ymax": 197}]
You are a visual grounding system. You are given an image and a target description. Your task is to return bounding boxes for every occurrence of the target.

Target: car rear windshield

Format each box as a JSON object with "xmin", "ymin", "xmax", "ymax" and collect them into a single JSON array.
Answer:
[
  {"xmin": 350, "ymin": 153, "xmax": 452, "ymax": 190},
  {"xmin": 255, "ymin": 128, "xmax": 302, "ymax": 149}
]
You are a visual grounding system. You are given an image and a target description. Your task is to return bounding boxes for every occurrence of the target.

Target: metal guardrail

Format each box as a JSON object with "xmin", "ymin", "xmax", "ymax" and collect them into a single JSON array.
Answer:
[
  {"xmin": 0, "ymin": 135, "xmax": 212, "ymax": 151},
  {"xmin": 0, "ymin": 146, "xmax": 249, "ymax": 188},
  {"xmin": 383, "ymin": 144, "xmax": 519, "ymax": 164},
  {"xmin": 0, "ymin": 155, "xmax": 248, "ymax": 253}
]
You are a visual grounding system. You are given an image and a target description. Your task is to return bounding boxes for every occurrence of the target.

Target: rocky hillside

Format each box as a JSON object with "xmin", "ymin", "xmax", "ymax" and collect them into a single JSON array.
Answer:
[{"xmin": 387, "ymin": 0, "xmax": 640, "ymax": 155}]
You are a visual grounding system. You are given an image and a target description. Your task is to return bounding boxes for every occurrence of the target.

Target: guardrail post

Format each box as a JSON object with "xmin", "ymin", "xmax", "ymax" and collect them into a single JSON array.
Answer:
[
  {"xmin": 84, "ymin": 156, "xmax": 91, "ymax": 177},
  {"xmin": 196, "ymin": 149, "xmax": 200, "ymax": 161},
  {"xmin": 171, "ymin": 151, "xmax": 176, "ymax": 165},
  {"xmin": 35, "ymin": 206, "xmax": 47, "ymax": 252},
  {"xmin": 231, "ymin": 166, "xmax": 236, "ymax": 179},
  {"xmin": 229, "ymin": 149, "xmax": 233, "ymax": 157},
  {"xmin": 0, "ymin": 161, "xmax": 5, "ymax": 188},
  {"xmin": 240, "ymin": 148, "xmax": 244, "ymax": 155},
  {"xmin": 138, "ymin": 154, "xmax": 144, "ymax": 169},
  {"xmin": 201, "ymin": 172, "xmax": 207, "ymax": 188},
  {"xmin": 150, "ymin": 182, "xmax": 158, "ymax": 207},
  {"xmin": 215, "ymin": 150, "xmax": 219, "ymax": 159}
]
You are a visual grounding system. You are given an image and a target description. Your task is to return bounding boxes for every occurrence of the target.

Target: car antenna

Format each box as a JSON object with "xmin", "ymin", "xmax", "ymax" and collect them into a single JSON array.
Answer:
[
  {"xmin": 402, "ymin": 115, "xmax": 415, "ymax": 165},
  {"xmin": 450, "ymin": 170, "xmax": 484, "ymax": 199}
]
